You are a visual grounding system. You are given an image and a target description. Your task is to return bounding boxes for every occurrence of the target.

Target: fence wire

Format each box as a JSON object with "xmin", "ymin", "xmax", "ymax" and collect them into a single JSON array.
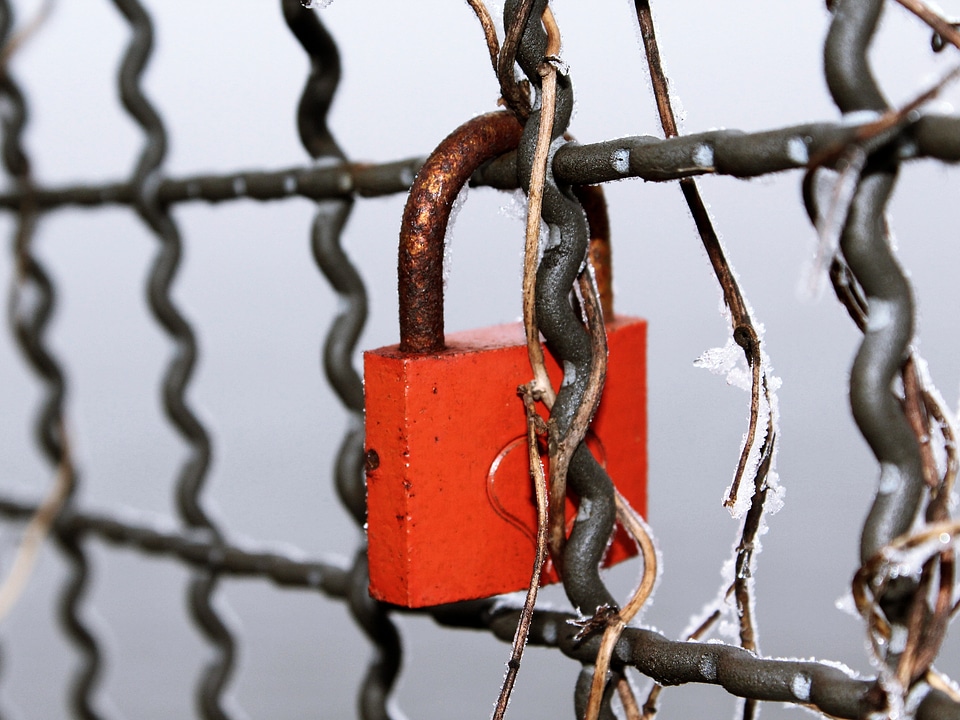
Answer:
[{"xmin": 2, "ymin": 0, "xmax": 960, "ymax": 718}]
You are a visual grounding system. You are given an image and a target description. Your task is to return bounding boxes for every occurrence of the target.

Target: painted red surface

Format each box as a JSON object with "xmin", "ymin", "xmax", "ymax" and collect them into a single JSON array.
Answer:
[{"xmin": 364, "ymin": 316, "xmax": 647, "ymax": 608}]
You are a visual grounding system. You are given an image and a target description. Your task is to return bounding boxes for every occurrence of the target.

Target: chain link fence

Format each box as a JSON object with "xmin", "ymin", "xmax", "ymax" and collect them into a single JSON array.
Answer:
[{"xmin": 2, "ymin": 1, "xmax": 960, "ymax": 718}]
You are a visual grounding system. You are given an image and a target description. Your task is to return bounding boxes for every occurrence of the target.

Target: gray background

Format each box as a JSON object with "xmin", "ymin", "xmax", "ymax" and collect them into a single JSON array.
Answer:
[{"xmin": 1, "ymin": 0, "xmax": 960, "ymax": 717}]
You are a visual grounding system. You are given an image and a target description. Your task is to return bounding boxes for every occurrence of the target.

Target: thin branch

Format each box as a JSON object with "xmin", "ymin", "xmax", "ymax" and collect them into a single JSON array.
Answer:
[
  {"xmin": 0, "ymin": 421, "xmax": 71, "ymax": 621},
  {"xmin": 494, "ymin": 6, "xmax": 562, "ymax": 717},
  {"xmin": 809, "ymin": 57, "xmax": 960, "ymax": 170},
  {"xmin": 464, "ymin": 0, "xmax": 500, "ymax": 76},
  {"xmin": 521, "ymin": 27, "xmax": 558, "ymax": 413},
  {"xmin": 516, "ymin": 4, "xmax": 567, "ymax": 568},
  {"xmin": 806, "ymin": 147, "xmax": 867, "ymax": 299},
  {"xmin": 893, "ymin": 0, "xmax": 960, "ymax": 53},
  {"xmin": 0, "ymin": 0, "xmax": 56, "ymax": 72},
  {"xmin": 633, "ymin": 5, "xmax": 777, "ymax": 719},
  {"xmin": 580, "ymin": 490, "xmax": 657, "ymax": 720},
  {"xmin": 573, "ymin": 272, "xmax": 650, "ymax": 720},
  {"xmin": 617, "ymin": 676, "xmax": 642, "ymax": 720},
  {"xmin": 0, "ymin": 0, "xmax": 70, "ymax": 624},
  {"xmin": 497, "ymin": 0, "xmax": 535, "ymax": 118},
  {"xmin": 903, "ymin": 358, "xmax": 939, "ymax": 491},
  {"xmin": 492, "ymin": 384, "xmax": 550, "ymax": 720}
]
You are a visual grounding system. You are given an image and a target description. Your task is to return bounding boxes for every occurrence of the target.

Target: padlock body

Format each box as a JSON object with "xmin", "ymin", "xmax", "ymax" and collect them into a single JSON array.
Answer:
[{"xmin": 364, "ymin": 316, "xmax": 647, "ymax": 608}]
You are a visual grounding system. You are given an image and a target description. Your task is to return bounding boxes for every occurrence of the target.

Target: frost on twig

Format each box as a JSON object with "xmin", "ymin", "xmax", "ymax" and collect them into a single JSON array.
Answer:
[{"xmin": 695, "ymin": 335, "xmax": 784, "ymax": 521}]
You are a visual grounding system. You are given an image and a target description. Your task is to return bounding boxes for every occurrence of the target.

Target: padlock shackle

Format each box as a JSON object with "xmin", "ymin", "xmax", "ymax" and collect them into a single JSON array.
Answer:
[
  {"xmin": 399, "ymin": 112, "xmax": 523, "ymax": 354},
  {"xmin": 398, "ymin": 112, "xmax": 615, "ymax": 354}
]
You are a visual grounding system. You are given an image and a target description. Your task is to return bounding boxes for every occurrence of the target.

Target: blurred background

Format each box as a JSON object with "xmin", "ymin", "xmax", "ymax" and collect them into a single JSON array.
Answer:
[{"xmin": 2, "ymin": 0, "xmax": 960, "ymax": 717}]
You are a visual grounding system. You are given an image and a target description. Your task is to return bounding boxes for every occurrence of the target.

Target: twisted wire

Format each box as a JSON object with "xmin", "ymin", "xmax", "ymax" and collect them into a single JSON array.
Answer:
[
  {"xmin": 0, "ymin": 494, "xmax": 352, "ymax": 593},
  {"xmin": 281, "ymin": 3, "xmax": 402, "ymax": 718},
  {"xmin": 507, "ymin": 0, "xmax": 616, "ymax": 618},
  {"xmin": 506, "ymin": 1, "xmax": 623, "ymax": 715},
  {"xmin": 429, "ymin": 599, "xmax": 960, "ymax": 720},
  {"xmin": 824, "ymin": 0, "xmax": 924, "ymax": 626},
  {"xmin": 6, "ymin": 114, "xmax": 960, "ymax": 211},
  {"xmin": 109, "ymin": 1, "xmax": 237, "ymax": 717},
  {"xmin": 0, "ymin": 3, "xmax": 106, "ymax": 717}
]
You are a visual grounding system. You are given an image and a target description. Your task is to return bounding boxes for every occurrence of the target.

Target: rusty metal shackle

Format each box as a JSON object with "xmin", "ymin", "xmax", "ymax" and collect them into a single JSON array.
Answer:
[{"xmin": 398, "ymin": 111, "xmax": 613, "ymax": 354}]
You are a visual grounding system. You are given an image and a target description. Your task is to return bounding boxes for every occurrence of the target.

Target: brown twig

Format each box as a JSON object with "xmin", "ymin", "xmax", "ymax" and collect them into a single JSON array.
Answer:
[
  {"xmin": 827, "ymin": 256, "xmax": 868, "ymax": 332},
  {"xmin": 0, "ymin": 0, "xmax": 71, "ymax": 624},
  {"xmin": 634, "ymin": 0, "xmax": 764, "ymax": 509},
  {"xmin": 617, "ymin": 676, "xmax": 642, "ymax": 720},
  {"xmin": 521, "ymin": 10, "xmax": 558, "ymax": 412},
  {"xmin": 581, "ymin": 490, "xmax": 657, "ymax": 720},
  {"xmin": 574, "ymin": 185, "xmax": 614, "ymax": 322},
  {"xmin": 903, "ymin": 358, "xmax": 940, "ymax": 491},
  {"xmin": 853, "ymin": 521, "xmax": 960, "ymax": 653},
  {"xmin": 897, "ymin": 554, "xmax": 936, "ymax": 686},
  {"xmin": 725, "ymin": 326, "xmax": 764, "ymax": 512},
  {"xmin": 634, "ymin": 4, "xmax": 776, "ymax": 718},
  {"xmin": 893, "ymin": 0, "xmax": 960, "ymax": 54},
  {"xmin": 893, "ymin": 366, "xmax": 958, "ymax": 687},
  {"xmin": 805, "ymin": 147, "xmax": 867, "ymax": 299},
  {"xmin": 492, "ymin": 384, "xmax": 550, "ymax": 720},
  {"xmin": 464, "ymin": 0, "xmax": 500, "ymax": 76},
  {"xmin": 517, "ymin": 4, "xmax": 576, "ymax": 569},
  {"xmin": 494, "ymin": 6, "xmax": 564, "ymax": 717},
  {"xmin": 0, "ymin": 0, "xmax": 56, "ymax": 73},
  {"xmin": 546, "ymin": 265, "xmax": 608, "ymax": 566},
  {"xmin": 924, "ymin": 390, "xmax": 958, "ymax": 513},
  {"xmin": 808, "ymin": 57, "xmax": 960, "ymax": 171},
  {"xmin": 0, "ymin": 421, "xmax": 72, "ymax": 621},
  {"xmin": 927, "ymin": 669, "xmax": 960, "ymax": 703},
  {"xmin": 497, "ymin": 0, "xmax": 535, "ymax": 119},
  {"xmin": 575, "ymin": 264, "xmax": 648, "ymax": 720}
]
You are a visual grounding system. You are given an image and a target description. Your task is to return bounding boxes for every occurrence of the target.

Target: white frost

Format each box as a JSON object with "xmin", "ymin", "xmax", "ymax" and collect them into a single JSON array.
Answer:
[
  {"xmin": 577, "ymin": 498, "xmax": 593, "ymax": 522},
  {"xmin": 787, "ymin": 136, "xmax": 809, "ymax": 165},
  {"xmin": 834, "ymin": 591, "xmax": 858, "ymax": 618},
  {"xmin": 888, "ymin": 625, "xmax": 908, "ymax": 654},
  {"xmin": 906, "ymin": 682, "xmax": 932, "ymax": 718},
  {"xmin": 791, "ymin": 673, "xmax": 812, "ymax": 702},
  {"xmin": 698, "ymin": 653, "xmax": 718, "ymax": 681},
  {"xmin": 692, "ymin": 143, "xmax": 714, "ymax": 169},
  {"xmin": 878, "ymin": 525, "xmax": 958, "ymax": 582},
  {"xmin": 877, "ymin": 463, "xmax": 902, "ymax": 495},
  {"xmin": 694, "ymin": 338, "xmax": 751, "ymax": 392},
  {"xmin": 696, "ymin": 337, "xmax": 782, "ymax": 520},
  {"xmin": 840, "ymin": 109, "xmax": 882, "ymax": 127},
  {"xmin": 542, "ymin": 621, "xmax": 557, "ymax": 645},
  {"xmin": 799, "ymin": 147, "xmax": 866, "ymax": 301},
  {"xmin": 11, "ymin": 282, "xmax": 41, "ymax": 325},
  {"xmin": 442, "ymin": 185, "xmax": 470, "ymax": 288},
  {"xmin": 866, "ymin": 298, "xmax": 895, "ymax": 332},
  {"xmin": 611, "ymin": 148, "xmax": 630, "ymax": 175}
]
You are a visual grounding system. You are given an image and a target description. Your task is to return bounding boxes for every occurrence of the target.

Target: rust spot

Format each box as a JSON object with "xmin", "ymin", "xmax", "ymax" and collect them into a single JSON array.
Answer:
[{"xmin": 364, "ymin": 449, "xmax": 380, "ymax": 472}]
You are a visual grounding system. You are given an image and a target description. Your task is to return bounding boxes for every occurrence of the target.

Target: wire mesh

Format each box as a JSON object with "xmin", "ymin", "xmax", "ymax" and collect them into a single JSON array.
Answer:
[{"xmin": 2, "ymin": 1, "xmax": 960, "ymax": 718}]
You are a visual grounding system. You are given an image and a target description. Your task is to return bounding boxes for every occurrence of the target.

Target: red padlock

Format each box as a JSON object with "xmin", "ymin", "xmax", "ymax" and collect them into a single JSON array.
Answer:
[{"xmin": 364, "ymin": 112, "xmax": 647, "ymax": 608}]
